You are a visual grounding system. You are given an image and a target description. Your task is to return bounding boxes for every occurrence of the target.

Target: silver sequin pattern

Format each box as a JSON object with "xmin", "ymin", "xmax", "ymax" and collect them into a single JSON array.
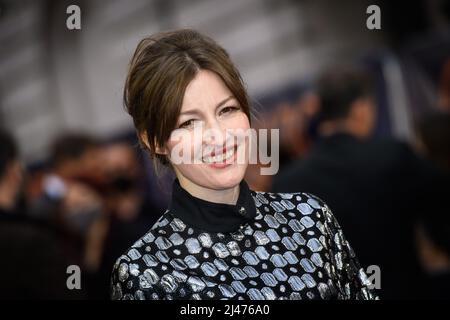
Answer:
[{"xmin": 110, "ymin": 192, "xmax": 378, "ymax": 300}]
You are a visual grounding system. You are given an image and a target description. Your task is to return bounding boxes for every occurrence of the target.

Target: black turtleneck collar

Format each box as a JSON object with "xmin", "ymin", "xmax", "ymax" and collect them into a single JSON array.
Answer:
[{"xmin": 168, "ymin": 178, "xmax": 257, "ymax": 233}]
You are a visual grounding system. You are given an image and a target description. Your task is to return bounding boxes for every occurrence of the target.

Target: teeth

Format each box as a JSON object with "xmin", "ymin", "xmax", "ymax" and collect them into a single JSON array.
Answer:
[{"xmin": 203, "ymin": 148, "xmax": 234, "ymax": 164}]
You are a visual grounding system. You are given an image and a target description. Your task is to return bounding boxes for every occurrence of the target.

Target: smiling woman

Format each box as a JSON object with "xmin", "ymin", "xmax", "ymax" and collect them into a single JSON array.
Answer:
[
  {"xmin": 123, "ymin": 29, "xmax": 251, "ymax": 173},
  {"xmin": 110, "ymin": 29, "xmax": 378, "ymax": 300}
]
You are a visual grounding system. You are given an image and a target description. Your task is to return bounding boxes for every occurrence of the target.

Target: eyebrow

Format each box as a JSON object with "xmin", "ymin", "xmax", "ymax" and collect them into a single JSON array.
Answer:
[{"xmin": 179, "ymin": 96, "xmax": 235, "ymax": 116}]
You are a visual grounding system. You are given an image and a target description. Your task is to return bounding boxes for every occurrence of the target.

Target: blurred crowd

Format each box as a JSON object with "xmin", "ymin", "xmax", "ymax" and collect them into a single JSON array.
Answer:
[
  {"xmin": 0, "ymin": 131, "xmax": 166, "ymax": 299},
  {"xmin": 267, "ymin": 65, "xmax": 450, "ymax": 299}
]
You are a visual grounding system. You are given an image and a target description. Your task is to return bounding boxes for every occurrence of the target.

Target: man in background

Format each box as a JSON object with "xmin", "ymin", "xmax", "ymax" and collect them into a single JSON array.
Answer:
[{"xmin": 271, "ymin": 66, "xmax": 450, "ymax": 299}]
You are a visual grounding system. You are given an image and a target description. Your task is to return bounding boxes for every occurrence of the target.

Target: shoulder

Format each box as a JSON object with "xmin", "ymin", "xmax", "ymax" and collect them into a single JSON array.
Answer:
[
  {"xmin": 252, "ymin": 190, "xmax": 376, "ymax": 299},
  {"xmin": 251, "ymin": 189, "xmax": 330, "ymax": 215},
  {"xmin": 252, "ymin": 190, "xmax": 343, "ymax": 239},
  {"xmin": 251, "ymin": 190, "xmax": 338, "ymax": 233},
  {"xmin": 364, "ymin": 137, "xmax": 415, "ymax": 162}
]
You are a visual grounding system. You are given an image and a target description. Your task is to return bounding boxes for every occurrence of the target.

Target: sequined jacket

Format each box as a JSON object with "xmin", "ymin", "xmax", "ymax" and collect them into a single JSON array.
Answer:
[{"xmin": 110, "ymin": 178, "xmax": 377, "ymax": 300}]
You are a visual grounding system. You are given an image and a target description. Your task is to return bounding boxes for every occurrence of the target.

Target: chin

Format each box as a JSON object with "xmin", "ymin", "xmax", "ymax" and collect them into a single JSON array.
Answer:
[
  {"xmin": 206, "ymin": 164, "xmax": 247, "ymax": 189},
  {"xmin": 181, "ymin": 163, "xmax": 246, "ymax": 190}
]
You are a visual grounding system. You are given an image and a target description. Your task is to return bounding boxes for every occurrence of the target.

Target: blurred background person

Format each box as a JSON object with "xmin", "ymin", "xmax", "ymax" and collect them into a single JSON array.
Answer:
[
  {"xmin": 27, "ymin": 134, "xmax": 163, "ymax": 299},
  {"xmin": 94, "ymin": 141, "xmax": 162, "ymax": 299},
  {"xmin": 0, "ymin": 128, "xmax": 71, "ymax": 299},
  {"xmin": 414, "ymin": 111, "xmax": 450, "ymax": 299},
  {"xmin": 270, "ymin": 66, "xmax": 450, "ymax": 299},
  {"xmin": 28, "ymin": 133, "xmax": 106, "ymax": 297}
]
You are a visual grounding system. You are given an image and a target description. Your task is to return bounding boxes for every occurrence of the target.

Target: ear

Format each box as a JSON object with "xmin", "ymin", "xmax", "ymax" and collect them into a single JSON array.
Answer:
[{"xmin": 139, "ymin": 131, "xmax": 168, "ymax": 156}]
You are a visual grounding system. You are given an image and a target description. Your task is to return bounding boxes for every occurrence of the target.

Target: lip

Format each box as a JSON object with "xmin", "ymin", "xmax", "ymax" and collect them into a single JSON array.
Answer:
[
  {"xmin": 203, "ymin": 144, "xmax": 237, "ymax": 159},
  {"xmin": 202, "ymin": 145, "xmax": 237, "ymax": 168}
]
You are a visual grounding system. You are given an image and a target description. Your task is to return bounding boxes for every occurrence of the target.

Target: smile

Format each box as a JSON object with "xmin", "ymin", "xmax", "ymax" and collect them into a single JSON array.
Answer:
[{"xmin": 202, "ymin": 145, "xmax": 236, "ymax": 164}]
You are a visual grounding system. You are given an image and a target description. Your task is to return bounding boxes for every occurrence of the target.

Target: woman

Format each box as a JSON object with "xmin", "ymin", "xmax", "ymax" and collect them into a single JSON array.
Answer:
[{"xmin": 110, "ymin": 29, "xmax": 377, "ymax": 300}]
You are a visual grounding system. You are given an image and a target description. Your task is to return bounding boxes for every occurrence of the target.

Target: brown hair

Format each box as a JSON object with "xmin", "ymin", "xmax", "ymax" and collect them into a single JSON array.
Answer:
[{"xmin": 123, "ymin": 29, "xmax": 252, "ymax": 173}]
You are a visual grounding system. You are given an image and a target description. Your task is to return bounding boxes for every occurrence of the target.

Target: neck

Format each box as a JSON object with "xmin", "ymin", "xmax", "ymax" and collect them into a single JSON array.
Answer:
[{"xmin": 177, "ymin": 176, "xmax": 240, "ymax": 205}]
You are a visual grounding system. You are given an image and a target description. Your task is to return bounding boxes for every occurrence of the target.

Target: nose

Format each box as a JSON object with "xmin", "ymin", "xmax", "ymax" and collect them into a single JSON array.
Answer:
[{"xmin": 202, "ymin": 117, "xmax": 227, "ymax": 145}]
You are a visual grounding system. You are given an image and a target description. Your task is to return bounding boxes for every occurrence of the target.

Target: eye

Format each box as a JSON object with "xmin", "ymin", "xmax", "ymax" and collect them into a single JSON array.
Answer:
[
  {"xmin": 220, "ymin": 106, "xmax": 240, "ymax": 115},
  {"xmin": 178, "ymin": 119, "xmax": 195, "ymax": 129}
]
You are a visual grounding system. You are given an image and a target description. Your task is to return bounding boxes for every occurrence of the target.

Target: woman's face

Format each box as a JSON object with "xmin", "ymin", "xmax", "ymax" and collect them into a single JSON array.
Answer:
[{"xmin": 161, "ymin": 69, "xmax": 250, "ymax": 191}]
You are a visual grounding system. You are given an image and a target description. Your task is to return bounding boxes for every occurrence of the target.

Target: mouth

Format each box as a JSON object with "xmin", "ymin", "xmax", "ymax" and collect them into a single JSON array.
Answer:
[{"xmin": 202, "ymin": 145, "xmax": 237, "ymax": 164}]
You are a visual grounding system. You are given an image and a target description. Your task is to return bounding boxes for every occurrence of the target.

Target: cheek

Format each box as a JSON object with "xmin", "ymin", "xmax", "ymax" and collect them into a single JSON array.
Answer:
[
  {"xmin": 166, "ymin": 131, "xmax": 202, "ymax": 161},
  {"xmin": 226, "ymin": 113, "xmax": 251, "ymax": 148},
  {"xmin": 227, "ymin": 112, "xmax": 250, "ymax": 130}
]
